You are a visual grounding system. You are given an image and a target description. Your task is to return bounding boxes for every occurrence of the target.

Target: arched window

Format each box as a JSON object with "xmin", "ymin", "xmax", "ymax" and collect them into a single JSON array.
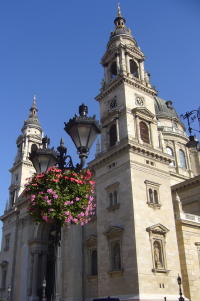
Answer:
[
  {"xmin": 154, "ymin": 190, "xmax": 158, "ymax": 204},
  {"xmin": 113, "ymin": 190, "xmax": 118, "ymax": 205},
  {"xmin": 110, "ymin": 61, "xmax": 117, "ymax": 79},
  {"xmin": 91, "ymin": 250, "xmax": 98, "ymax": 275},
  {"xmin": 130, "ymin": 60, "xmax": 139, "ymax": 78},
  {"xmin": 179, "ymin": 149, "xmax": 187, "ymax": 169},
  {"xmin": 166, "ymin": 146, "xmax": 175, "ymax": 166},
  {"xmin": 112, "ymin": 241, "xmax": 121, "ymax": 270},
  {"xmin": 109, "ymin": 124, "xmax": 117, "ymax": 147},
  {"xmin": 140, "ymin": 121, "xmax": 150, "ymax": 144},
  {"xmin": 166, "ymin": 146, "xmax": 173, "ymax": 156},
  {"xmin": 149, "ymin": 189, "xmax": 153, "ymax": 203}
]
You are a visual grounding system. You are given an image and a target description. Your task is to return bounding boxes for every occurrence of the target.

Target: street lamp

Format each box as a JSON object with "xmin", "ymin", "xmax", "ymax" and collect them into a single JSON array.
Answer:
[
  {"xmin": 29, "ymin": 104, "xmax": 100, "ymax": 301},
  {"xmin": 30, "ymin": 104, "xmax": 100, "ymax": 172},
  {"xmin": 177, "ymin": 275, "xmax": 185, "ymax": 301},
  {"xmin": 42, "ymin": 278, "xmax": 46, "ymax": 301},
  {"xmin": 64, "ymin": 103, "xmax": 101, "ymax": 169},
  {"xmin": 7, "ymin": 285, "xmax": 11, "ymax": 301}
]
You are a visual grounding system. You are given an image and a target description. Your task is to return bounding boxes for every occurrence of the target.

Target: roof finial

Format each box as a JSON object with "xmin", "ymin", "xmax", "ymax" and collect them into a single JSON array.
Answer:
[
  {"xmin": 32, "ymin": 95, "xmax": 37, "ymax": 109},
  {"xmin": 117, "ymin": 2, "xmax": 122, "ymax": 17}
]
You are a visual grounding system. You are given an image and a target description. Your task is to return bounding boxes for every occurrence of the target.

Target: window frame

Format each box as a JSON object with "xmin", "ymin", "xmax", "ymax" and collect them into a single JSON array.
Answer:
[
  {"xmin": 166, "ymin": 146, "xmax": 175, "ymax": 167},
  {"xmin": 179, "ymin": 149, "xmax": 187, "ymax": 169},
  {"xmin": 139, "ymin": 121, "xmax": 150, "ymax": 144},
  {"xmin": 145, "ymin": 180, "xmax": 161, "ymax": 209},
  {"xmin": 104, "ymin": 226, "xmax": 124, "ymax": 276},
  {"xmin": 105, "ymin": 182, "xmax": 120, "ymax": 211},
  {"xmin": 146, "ymin": 224, "xmax": 169, "ymax": 273},
  {"xmin": 4, "ymin": 234, "xmax": 10, "ymax": 252},
  {"xmin": 86, "ymin": 235, "xmax": 98, "ymax": 278}
]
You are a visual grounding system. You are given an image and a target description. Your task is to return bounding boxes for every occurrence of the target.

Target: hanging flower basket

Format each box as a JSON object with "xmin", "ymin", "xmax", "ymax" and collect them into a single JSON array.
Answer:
[{"xmin": 25, "ymin": 167, "xmax": 96, "ymax": 226}]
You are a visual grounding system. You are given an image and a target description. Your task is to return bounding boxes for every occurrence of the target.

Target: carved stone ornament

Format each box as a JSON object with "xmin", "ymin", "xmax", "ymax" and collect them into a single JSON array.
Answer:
[
  {"xmin": 146, "ymin": 223, "xmax": 169, "ymax": 236},
  {"xmin": 0, "ymin": 260, "xmax": 8, "ymax": 268},
  {"xmin": 135, "ymin": 95, "xmax": 145, "ymax": 106},
  {"xmin": 104, "ymin": 226, "xmax": 124, "ymax": 239},
  {"xmin": 86, "ymin": 235, "xmax": 97, "ymax": 248}
]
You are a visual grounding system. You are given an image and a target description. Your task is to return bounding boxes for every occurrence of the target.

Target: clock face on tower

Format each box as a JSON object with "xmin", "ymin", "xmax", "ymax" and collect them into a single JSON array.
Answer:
[
  {"xmin": 135, "ymin": 96, "xmax": 144, "ymax": 106},
  {"xmin": 108, "ymin": 96, "xmax": 118, "ymax": 111}
]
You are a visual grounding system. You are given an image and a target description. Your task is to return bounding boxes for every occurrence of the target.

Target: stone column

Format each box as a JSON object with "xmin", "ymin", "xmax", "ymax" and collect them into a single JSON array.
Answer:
[
  {"xmin": 173, "ymin": 141, "xmax": 179, "ymax": 173},
  {"xmin": 125, "ymin": 52, "xmax": 130, "ymax": 74},
  {"xmin": 135, "ymin": 116, "xmax": 141, "ymax": 143},
  {"xmin": 149, "ymin": 122, "xmax": 154, "ymax": 148},
  {"xmin": 103, "ymin": 64, "xmax": 108, "ymax": 83},
  {"xmin": 185, "ymin": 146, "xmax": 193, "ymax": 177},
  {"xmin": 139, "ymin": 61, "xmax": 145, "ymax": 82},
  {"xmin": 120, "ymin": 48, "xmax": 127, "ymax": 74},
  {"xmin": 116, "ymin": 117, "xmax": 120, "ymax": 143},
  {"xmin": 29, "ymin": 250, "xmax": 40, "ymax": 301},
  {"xmin": 116, "ymin": 53, "xmax": 120, "ymax": 74},
  {"xmin": 55, "ymin": 244, "xmax": 62, "ymax": 301}
]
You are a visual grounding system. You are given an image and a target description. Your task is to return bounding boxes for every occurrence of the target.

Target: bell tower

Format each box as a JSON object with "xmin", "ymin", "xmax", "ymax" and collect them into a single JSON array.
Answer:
[
  {"xmin": 90, "ymin": 6, "xmax": 182, "ymax": 301},
  {"xmin": 98, "ymin": 5, "xmax": 160, "ymax": 155},
  {"xmin": 8, "ymin": 96, "xmax": 43, "ymax": 208}
]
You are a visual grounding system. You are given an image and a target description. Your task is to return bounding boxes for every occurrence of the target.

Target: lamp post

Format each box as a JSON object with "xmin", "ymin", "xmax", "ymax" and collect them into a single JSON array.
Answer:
[
  {"xmin": 177, "ymin": 275, "xmax": 185, "ymax": 301},
  {"xmin": 29, "ymin": 104, "xmax": 100, "ymax": 301},
  {"xmin": 7, "ymin": 285, "xmax": 11, "ymax": 301},
  {"xmin": 41, "ymin": 278, "xmax": 47, "ymax": 301}
]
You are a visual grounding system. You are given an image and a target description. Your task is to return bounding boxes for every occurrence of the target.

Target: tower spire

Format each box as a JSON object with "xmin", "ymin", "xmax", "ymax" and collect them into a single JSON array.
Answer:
[
  {"xmin": 21, "ymin": 96, "xmax": 42, "ymax": 133},
  {"xmin": 117, "ymin": 2, "xmax": 122, "ymax": 17},
  {"xmin": 114, "ymin": 3, "xmax": 126, "ymax": 29}
]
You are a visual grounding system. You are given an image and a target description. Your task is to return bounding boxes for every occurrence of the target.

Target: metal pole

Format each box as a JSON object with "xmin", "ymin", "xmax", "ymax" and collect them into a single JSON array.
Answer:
[
  {"xmin": 42, "ymin": 278, "xmax": 46, "ymax": 301},
  {"xmin": 177, "ymin": 275, "xmax": 185, "ymax": 301},
  {"xmin": 7, "ymin": 285, "xmax": 11, "ymax": 301}
]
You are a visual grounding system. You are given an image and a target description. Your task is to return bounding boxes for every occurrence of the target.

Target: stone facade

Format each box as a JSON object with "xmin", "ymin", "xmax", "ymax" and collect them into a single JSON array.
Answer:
[{"xmin": 0, "ymin": 6, "xmax": 200, "ymax": 301}]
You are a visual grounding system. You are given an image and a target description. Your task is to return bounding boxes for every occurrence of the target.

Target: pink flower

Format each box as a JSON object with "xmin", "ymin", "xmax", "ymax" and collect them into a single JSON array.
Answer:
[
  {"xmin": 44, "ymin": 196, "xmax": 49, "ymax": 200},
  {"xmin": 47, "ymin": 200, "xmax": 52, "ymax": 205},
  {"xmin": 53, "ymin": 194, "xmax": 58, "ymax": 199},
  {"xmin": 75, "ymin": 197, "xmax": 80, "ymax": 202},
  {"xmin": 85, "ymin": 169, "xmax": 92, "ymax": 179},
  {"xmin": 42, "ymin": 215, "xmax": 48, "ymax": 222},
  {"xmin": 47, "ymin": 189, "xmax": 53, "ymax": 193},
  {"xmin": 89, "ymin": 181, "xmax": 95, "ymax": 185}
]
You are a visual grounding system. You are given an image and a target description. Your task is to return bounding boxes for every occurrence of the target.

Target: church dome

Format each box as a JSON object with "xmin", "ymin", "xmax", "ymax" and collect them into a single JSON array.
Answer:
[{"xmin": 154, "ymin": 96, "xmax": 179, "ymax": 120}]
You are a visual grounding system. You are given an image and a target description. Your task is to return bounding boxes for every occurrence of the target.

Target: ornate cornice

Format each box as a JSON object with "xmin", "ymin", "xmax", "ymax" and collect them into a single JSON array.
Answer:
[
  {"xmin": 96, "ymin": 75, "xmax": 157, "ymax": 101},
  {"xmin": 171, "ymin": 174, "xmax": 200, "ymax": 192},
  {"xmin": 89, "ymin": 139, "xmax": 171, "ymax": 170},
  {"xmin": 104, "ymin": 226, "xmax": 124, "ymax": 239}
]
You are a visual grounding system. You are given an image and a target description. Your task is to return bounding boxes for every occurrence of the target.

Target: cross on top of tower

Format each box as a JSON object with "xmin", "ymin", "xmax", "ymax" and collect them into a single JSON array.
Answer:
[{"xmin": 117, "ymin": 3, "xmax": 122, "ymax": 17}]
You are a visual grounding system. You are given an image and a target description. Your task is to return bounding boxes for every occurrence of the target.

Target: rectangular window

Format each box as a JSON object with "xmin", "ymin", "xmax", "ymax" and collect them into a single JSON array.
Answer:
[
  {"xmin": 4, "ymin": 234, "xmax": 10, "ymax": 252},
  {"xmin": 111, "ymin": 240, "xmax": 121, "ymax": 271},
  {"xmin": 105, "ymin": 182, "xmax": 120, "ymax": 211},
  {"xmin": 1, "ymin": 269, "xmax": 7, "ymax": 289},
  {"xmin": 145, "ymin": 180, "xmax": 161, "ymax": 208}
]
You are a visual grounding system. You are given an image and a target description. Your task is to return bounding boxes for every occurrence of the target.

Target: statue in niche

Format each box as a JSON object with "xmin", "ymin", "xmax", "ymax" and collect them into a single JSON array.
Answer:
[{"xmin": 153, "ymin": 241, "xmax": 163, "ymax": 269}]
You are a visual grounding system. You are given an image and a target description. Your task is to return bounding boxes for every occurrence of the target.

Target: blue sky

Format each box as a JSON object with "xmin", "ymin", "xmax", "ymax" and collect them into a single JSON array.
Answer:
[{"xmin": 0, "ymin": 0, "xmax": 200, "ymax": 216}]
